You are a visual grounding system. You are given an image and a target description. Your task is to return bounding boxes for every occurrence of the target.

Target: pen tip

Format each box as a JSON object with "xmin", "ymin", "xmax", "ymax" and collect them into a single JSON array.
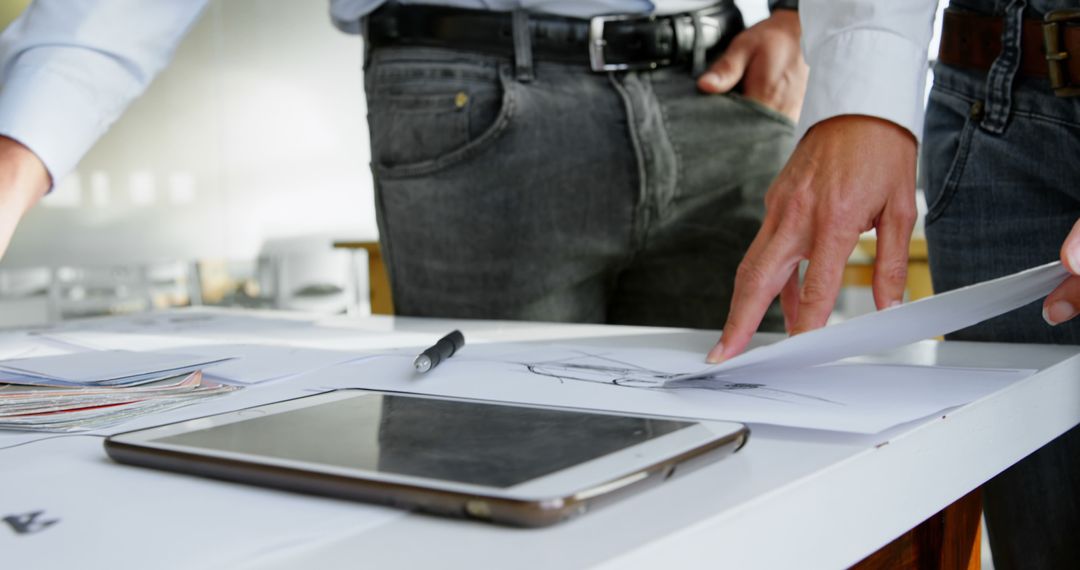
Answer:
[{"xmin": 414, "ymin": 355, "xmax": 432, "ymax": 373}]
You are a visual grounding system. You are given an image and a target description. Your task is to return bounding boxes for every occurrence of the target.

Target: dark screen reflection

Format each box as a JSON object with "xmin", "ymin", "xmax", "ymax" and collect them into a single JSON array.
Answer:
[
  {"xmin": 157, "ymin": 393, "xmax": 693, "ymax": 488},
  {"xmin": 375, "ymin": 396, "xmax": 691, "ymax": 487}
]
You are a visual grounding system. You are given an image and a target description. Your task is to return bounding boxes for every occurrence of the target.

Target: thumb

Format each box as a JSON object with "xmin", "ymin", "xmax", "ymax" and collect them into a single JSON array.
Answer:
[
  {"xmin": 1062, "ymin": 218, "xmax": 1080, "ymax": 275},
  {"xmin": 697, "ymin": 37, "xmax": 753, "ymax": 94}
]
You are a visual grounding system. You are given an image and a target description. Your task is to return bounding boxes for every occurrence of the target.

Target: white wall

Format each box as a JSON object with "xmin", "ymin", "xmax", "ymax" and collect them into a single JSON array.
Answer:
[{"xmin": 1, "ymin": 0, "xmax": 376, "ymax": 269}]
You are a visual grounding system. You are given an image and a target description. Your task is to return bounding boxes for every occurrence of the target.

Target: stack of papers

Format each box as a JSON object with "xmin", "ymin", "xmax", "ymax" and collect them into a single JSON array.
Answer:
[{"xmin": 0, "ymin": 351, "xmax": 239, "ymax": 432}]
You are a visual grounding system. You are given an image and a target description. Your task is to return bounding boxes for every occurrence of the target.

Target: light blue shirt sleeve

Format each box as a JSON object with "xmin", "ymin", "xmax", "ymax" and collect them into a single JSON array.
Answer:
[
  {"xmin": 0, "ymin": 0, "xmax": 208, "ymax": 183},
  {"xmin": 796, "ymin": 0, "xmax": 938, "ymax": 143}
]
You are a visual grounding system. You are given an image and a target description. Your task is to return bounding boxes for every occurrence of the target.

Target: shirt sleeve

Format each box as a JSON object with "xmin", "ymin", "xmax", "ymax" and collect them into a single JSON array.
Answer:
[
  {"xmin": 796, "ymin": 0, "xmax": 938, "ymax": 143},
  {"xmin": 0, "ymin": 0, "xmax": 208, "ymax": 184}
]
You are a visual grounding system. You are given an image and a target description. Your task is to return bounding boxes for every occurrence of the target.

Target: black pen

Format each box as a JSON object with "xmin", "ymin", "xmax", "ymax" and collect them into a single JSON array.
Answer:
[{"xmin": 413, "ymin": 330, "xmax": 465, "ymax": 373}]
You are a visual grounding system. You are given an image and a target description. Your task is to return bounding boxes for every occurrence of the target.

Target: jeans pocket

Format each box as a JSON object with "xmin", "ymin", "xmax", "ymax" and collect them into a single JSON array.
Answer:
[
  {"xmin": 724, "ymin": 92, "xmax": 796, "ymax": 129},
  {"xmin": 923, "ymin": 89, "xmax": 979, "ymax": 226},
  {"xmin": 366, "ymin": 60, "xmax": 516, "ymax": 178}
]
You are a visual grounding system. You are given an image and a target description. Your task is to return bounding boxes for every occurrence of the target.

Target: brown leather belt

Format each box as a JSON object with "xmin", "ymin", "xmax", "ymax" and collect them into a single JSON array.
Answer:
[{"xmin": 938, "ymin": 8, "xmax": 1080, "ymax": 96}]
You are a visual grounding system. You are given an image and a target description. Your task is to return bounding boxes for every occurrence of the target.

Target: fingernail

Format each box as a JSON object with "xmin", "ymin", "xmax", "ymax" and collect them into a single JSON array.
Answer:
[
  {"xmin": 889, "ymin": 300, "xmax": 902, "ymax": 309},
  {"xmin": 700, "ymin": 72, "xmax": 724, "ymax": 91},
  {"xmin": 1044, "ymin": 300, "xmax": 1077, "ymax": 326},
  {"xmin": 706, "ymin": 342, "xmax": 724, "ymax": 364}
]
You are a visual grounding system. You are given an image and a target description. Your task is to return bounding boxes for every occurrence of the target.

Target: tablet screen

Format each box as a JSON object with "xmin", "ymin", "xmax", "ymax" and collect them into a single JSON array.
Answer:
[{"xmin": 154, "ymin": 393, "xmax": 695, "ymax": 488}]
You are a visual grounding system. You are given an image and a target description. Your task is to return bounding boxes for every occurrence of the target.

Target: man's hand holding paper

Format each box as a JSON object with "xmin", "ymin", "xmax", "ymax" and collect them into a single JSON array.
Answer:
[
  {"xmin": 707, "ymin": 0, "xmax": 1080, "ymax": 364},
  {"xmin": 1045, "ymin": 219, "xmax": 1080, "ymax": 326}
]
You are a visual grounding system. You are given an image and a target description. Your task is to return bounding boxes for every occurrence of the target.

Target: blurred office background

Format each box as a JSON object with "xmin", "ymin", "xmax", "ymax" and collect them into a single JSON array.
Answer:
[
  {"xmin": 0, "ymin": 0, "xmax": 945, "ymax": 328},
  {"xmin": 0, "ymin": 0, "xmax": 375, "ymax": 324}
]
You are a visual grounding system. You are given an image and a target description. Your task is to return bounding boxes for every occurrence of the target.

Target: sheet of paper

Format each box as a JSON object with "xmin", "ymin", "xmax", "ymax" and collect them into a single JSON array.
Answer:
[
  {"xmin": 54, "ymin": 309, "xmax": 410, "ymax": 349},
  {"xmin": 293, "ymin": 343, "xmax": 1031, "ymax": 434},
  {"xmin": 155, "ymin": 344, "xmax": 379, "ymax": 384},
  {"xmin": 1, "ymin": 437, "xmax": 403, "ymax": 570},
  {"xmin": 0, "ymin": 350, "xmax": 230, "ymax": 385},
  {"xmin": 672, "ymin": 261, "xmax": 1071, "ymax": 382},
  {"xmin": 0, "ymin": 332, "xmax": 80, "ymax": 361},
  {"xmin": 39, "ymin": 322, "xmax": 441, "ymax": 356},
  {"xmin": 34, "ymin": 330, "xmax": 220, "ymax": 352},
  {"xmin": 60, "ymin": 310, "xmax": 316, "ymax": 337}
]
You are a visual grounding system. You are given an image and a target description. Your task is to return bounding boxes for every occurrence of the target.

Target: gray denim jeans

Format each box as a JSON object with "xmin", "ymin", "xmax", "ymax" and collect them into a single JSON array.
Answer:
[
  {"xmin": 363, "ymin": 42, "xmax": 793, "ymax": 329},
  {"xmin": 923, "ymin": 1, "xmax": 1080, "ymax": 568}
]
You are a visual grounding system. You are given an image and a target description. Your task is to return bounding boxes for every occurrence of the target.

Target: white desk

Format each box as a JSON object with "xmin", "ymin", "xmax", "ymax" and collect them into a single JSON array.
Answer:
[{"xmin": 5, "ymin": 311, "xmax": 1080, "ymax": 569}]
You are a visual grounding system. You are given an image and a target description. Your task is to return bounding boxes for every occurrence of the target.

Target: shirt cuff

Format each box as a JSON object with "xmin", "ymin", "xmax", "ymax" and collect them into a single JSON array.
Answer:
[
  {"xmin": 0, "ymin": 55, "xmax": 128, "ymax": 187},
  {"xmin": 796, "ymin": 28, "xmax": 929, "ymax": 143}
]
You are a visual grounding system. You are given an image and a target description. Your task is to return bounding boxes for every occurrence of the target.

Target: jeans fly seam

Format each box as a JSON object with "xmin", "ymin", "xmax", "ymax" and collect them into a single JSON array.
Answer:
[
  {"xmin": 607, "ymin": 72, "xmax": 650, "ymax": 254},
  {"xmin": 653, "ymin": 77, "xmax": 683, "ymax": 220}
]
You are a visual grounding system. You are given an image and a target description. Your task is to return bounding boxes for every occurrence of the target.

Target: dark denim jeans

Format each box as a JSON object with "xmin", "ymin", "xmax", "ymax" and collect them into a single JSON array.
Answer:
[
  {"xmin": 363, "ymin": 44, "xmax": 793, "ymax": 329},
  {"xmin": 924, "ymin": 2, "xmax": 1080, "ymax": 567}
]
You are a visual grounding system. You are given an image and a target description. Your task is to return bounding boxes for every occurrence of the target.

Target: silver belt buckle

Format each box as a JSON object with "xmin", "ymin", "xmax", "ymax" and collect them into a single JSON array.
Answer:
[{"xmin": 588, "ymin": 14, "xmax": 665, "ymax": 72}]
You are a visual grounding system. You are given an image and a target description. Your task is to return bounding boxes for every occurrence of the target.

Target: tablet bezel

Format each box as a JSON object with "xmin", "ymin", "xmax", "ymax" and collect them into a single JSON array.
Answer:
[{"xmin": 106, "ymin": 389, "xmax": 747, "ymax": 525}]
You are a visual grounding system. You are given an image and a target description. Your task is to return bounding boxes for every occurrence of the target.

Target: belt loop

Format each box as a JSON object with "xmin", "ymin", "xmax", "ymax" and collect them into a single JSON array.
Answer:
[
  {"xmin": 512, "ymin": 10, "xmax": 534, "ymax": 83},
  {"xmin": 691, "ymin": 13, "xmax": 707, "ymax": 77},
  {"xmin": 980, "ymin": 0, "xmax": 1027, "ymax": 133}
]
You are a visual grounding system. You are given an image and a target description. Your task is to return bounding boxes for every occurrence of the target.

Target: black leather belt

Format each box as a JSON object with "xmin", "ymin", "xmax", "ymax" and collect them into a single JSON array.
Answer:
[{"xmin": 365, "ymin": 1, "xmax": 743, "ymax": 73}]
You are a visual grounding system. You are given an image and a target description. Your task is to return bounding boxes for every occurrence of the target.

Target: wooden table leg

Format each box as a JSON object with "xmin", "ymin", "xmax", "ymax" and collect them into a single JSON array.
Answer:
[
  {"xmin": 365, "ymin": 246, "xmax": 394, "ymax": 315},
  {"xmin": 852, "ymin": 488, "xmax": 981, "ymax": 569},
  {"xmin": 332, "ymin": 241, "xmax": 395, "ymax": 315}
]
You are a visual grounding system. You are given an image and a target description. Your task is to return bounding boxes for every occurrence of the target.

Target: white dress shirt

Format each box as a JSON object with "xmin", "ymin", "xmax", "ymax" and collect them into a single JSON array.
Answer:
[
  {"xmin": 796, "ymin": 0, "xmax": 939, "ymax": 142},
  {"xmin": 0, "ymin": 0, "xmax": 207, "ymax": 184},
  {"xmin": 0, "ymin": 0, "xmax": 937, "ymax": 185}
]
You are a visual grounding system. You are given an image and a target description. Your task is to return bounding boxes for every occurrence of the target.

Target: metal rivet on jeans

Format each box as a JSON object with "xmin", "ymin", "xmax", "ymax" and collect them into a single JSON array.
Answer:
[{"xmin": 969, "ymin": 100, "xmax": 985, "ymax": 120}]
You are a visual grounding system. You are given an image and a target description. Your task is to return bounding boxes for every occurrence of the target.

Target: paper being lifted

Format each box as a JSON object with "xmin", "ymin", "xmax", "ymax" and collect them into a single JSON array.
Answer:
[{"xmin": 667, "ymin": 261, "xmax": 1072, "ymax": 385}]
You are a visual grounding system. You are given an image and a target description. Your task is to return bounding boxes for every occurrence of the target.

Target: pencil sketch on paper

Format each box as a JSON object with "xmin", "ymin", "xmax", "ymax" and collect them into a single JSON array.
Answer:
[{"xmin": 512, "ymin": 349, "xmax": 844, "ymax": 406}]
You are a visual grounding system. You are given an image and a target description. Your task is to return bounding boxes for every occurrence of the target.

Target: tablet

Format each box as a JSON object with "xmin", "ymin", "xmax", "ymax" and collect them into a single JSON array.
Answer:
[{"xmin": 105, "ymin": 390, "xmax": 747, "ymax": 527}]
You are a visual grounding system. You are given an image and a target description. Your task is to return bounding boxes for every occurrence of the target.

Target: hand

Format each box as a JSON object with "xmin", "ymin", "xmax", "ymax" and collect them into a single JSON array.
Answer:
[
  {"xmin": 1044, "ymin": 219, "xmax": 1080, "ymax": 326},
  {"xmin": 696, "ymin": 9, "xmax": 808, "ymax": 122},
  {"xmin": 707, "ymin": 115, "xmax": 918, "ymax": 363},
  {"xmin": 0, "ymin": 136, "xmax": 51, "ymax": 260}
]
